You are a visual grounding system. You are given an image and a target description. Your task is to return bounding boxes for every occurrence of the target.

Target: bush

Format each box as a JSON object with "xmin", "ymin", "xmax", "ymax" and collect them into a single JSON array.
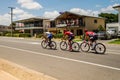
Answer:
[
  {"xmin": 19, "ymin": 33, "xmax": 31, "ymax": 37},
  {"xmin": 5, "ymin": 33, "xmax": 11, "ymax": 37},
  {"xmin": 54, "ymin": 33, "xmax": 63, "ymax": 38},
  {"xmin": 13, "ymin": 34, "xmax": 20, "ymax": 37},
  {"xmin": 2, "ymin": 31, "xmax": 11, "ymax": 36},
  {"xmin": 36, "ymin": 34, "xmax": 43, "ymax": 38},
  {"xmin": 0, "ymin": 32, "xmax": 3, "ymax": 36}
]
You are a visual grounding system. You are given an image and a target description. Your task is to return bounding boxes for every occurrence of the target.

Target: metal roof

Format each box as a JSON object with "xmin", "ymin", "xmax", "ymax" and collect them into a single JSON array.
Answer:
[
  {"xmin": 55, "ymin": 11, "xmax": 105, "ymax": 20},
  {"xmin": 14, "ymin": 17, "xmax": 50, "ymax": 23},
  {"xmin": 113, "ymin": 5, "xmax": 120, "ymax": 11},
  {"xmin": 113, "ymin": 5, "xmax": 120, "ymax": 8}
]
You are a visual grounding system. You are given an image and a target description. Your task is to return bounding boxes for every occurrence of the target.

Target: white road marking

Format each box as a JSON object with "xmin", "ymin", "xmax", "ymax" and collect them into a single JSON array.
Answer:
[
  {"xmin": 0, "ymin": 45, "xmax": 120, "ymax": 71},
  {"xmin": 30, "ymin": 42, "xmax": 40, "ymax": 44},
  {"xmin": 0, "ymin": 39, "xmax": 40, "ymax": 45}
]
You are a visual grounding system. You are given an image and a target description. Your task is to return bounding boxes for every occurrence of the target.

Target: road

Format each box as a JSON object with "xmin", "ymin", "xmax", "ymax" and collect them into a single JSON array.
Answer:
[{"xmin": 0, "ymin": 37, "xmax": 120, "ymax": 80}]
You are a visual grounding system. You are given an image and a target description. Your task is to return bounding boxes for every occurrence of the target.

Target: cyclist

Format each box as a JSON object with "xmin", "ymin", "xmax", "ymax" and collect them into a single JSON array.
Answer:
[
  {"xmin": 43, "ymin": 31, "xmax": 53, "ymax": 47},
  {"xmin": 84, "ymin": 29, "xmax": 98, "ymax": 50},
  {"xmin": 63, "ymin": 30, "xmax": 75, "ymax": 51}
]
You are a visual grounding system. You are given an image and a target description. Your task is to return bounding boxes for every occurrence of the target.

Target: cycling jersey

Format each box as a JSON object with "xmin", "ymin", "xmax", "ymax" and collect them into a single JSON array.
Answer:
[
  {"xmin": 64, "ymin": 31, "xmax": 74, "ymax": 41},
  {"xmin": 64, "ymin": 31, "xmax": 74, "ymax": 36},
  {"xmin": 86, "ymin": 31, "xmax": 96, "ymax": 37},
  {"xmin": 44, "ymin": 32, "xmax": 53, "ymax": 39},
  {"xmin": 44, "ymin": 32, "xmax": 53, "ymax": 47},
  {"xmin": 85, "ymin": 31, "xmax": 98, "ymax": 41}
]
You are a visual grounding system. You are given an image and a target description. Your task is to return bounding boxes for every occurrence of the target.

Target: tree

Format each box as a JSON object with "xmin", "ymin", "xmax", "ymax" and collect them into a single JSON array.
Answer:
[
  {"xmin": 98, "ymin": 13, "xmax": 118, "ymax": 23},
  {"xmin": 98, "ymin": 25, "xmax": 105, "ymax": 31}
]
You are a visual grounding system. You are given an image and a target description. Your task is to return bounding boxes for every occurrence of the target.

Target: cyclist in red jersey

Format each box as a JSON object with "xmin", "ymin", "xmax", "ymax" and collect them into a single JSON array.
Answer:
[
  {"xmin": 64, "ymin": 30, "xmax": 75, "ymax": 51},
  {"xmin": 84, "ymin": 29, "xmax": 98, "ymax": 50}
]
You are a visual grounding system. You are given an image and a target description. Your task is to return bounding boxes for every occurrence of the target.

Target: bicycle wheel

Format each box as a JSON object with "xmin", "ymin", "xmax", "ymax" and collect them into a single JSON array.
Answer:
[
  {"xmin": 80, "ymin": 42, "xmax": 90, "ymax": 52},
  {"xmin": 49, "ymin": 41, "xmax": 57, "ymax": 49},
  {"xmin": 41, "ymin": 40, "xmax": 47, "ymax": 48},
  {"xmin": 60, "ymin": 41, "xmax": 67, "ymax": 50},
  {"xmin": 94, "ymin": 43, "xmax": 106, "ymax": 54},
  {"xmin": 71, "ymin": 42, "xmax": 80, "ymax": 51}
]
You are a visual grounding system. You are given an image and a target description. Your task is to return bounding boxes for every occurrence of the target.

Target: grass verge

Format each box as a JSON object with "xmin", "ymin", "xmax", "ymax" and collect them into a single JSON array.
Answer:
[{"xmin": 109, "ymin": 39, "xmax": 120, "ymax": 44}]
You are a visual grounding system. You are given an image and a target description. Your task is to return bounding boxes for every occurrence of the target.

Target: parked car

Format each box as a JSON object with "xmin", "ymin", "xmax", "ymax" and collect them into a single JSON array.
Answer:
[
  {"xmin": 97, "ymin": 31, "xmax": 111, "ymax": 40},
  {"xmin": 107, "ymin": 30, "xmax": 117, "ymax": 38}
]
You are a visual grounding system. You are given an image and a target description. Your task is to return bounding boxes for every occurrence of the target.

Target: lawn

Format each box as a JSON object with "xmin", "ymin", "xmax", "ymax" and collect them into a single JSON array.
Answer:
[
  {"xmin": 73, "ymin": 39, "xmax": 82, "ymax": 42},
  {"xmin": 109, "ymin": 39, "xmax": 120, "ymax": 44}
]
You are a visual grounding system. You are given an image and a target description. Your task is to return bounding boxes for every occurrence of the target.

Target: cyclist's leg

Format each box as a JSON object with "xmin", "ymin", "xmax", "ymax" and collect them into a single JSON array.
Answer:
[
  {"xmin": 92, "ymin": 41, "xmax": 96, "ymax": 50},
  {"xmin": 69, "ymin": 36, "xmax": 74, "ymax": 51},
  {"xmin": 44, "ymin": 36, "xmax": 48, "ymax": 42},
  {"xmin": 68, "ymin": 36, "xmax": 72, "ymax": 51},
  {"xmin": 48, "ymin": 38, "xmax": 51, "ymax": 46},
  {"xmin": 91, "ymin": 36, "xmax": 97, "ymax": 50},
  {"xmin": 48, "ymin": 35, "xmax": 52, "ymax": 47},
  {"xmin": 89, "ymin": 37, "xmax": 94, "ymax": 50}
]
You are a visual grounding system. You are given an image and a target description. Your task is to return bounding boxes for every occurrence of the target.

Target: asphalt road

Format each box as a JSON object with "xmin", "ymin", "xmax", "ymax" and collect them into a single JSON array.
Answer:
[{"xmin": 0, "ymin": 37, "xmax": 120, "ymax": 80}]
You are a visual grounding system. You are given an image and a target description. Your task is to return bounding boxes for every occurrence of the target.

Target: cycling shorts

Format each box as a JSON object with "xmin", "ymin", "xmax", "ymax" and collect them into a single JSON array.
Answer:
[
  {"xmin": 90, "ymin": 35, "xmax": 98, "ymax": 42},
  {"xmin": 68, "ymin": 34, "xmax": 75, "ymax": 41}
]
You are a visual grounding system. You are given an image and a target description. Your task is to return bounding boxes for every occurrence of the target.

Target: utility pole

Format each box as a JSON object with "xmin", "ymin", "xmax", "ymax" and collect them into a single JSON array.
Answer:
[{"xmin": 8, "ymin": 7, "xmax": 15, "ymax": 37}]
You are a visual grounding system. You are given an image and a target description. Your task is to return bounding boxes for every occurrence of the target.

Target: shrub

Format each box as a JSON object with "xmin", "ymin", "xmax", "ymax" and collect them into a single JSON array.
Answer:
[
  {"xmin": 36, "ymin": 34, "xmax": 43, "ymax": 38},
  {"xmin": 0, "ymin": 32, "xmax": 3, "ymax": 36},
  {"xmin": 5, "ymin": 33, "xmax": 11, "ymax": 37},
  {"xmin": 2, "ymin": 31, "xmax": 10, "ymax": 36},
  {"xmin": 54, "ymin": 33, "xmax": 63, "ymax": 38},
  {"xmin": 19, "ymin": 33, "xmax": 31, "ymax": 37},
  {"xmin": 13, "ymin": 34, "xmax": 20, "ymax": 37}
]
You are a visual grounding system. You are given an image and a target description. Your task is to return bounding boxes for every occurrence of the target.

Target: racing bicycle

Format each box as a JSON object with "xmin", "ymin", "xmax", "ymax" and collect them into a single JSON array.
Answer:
[
  {"xmin": 41, "ymin": 39, "xmax": 57, "ymax": 50},
  {"xmin": 80, "ymin": 40, "xmax": 106, "ymax": 54},
  {"xmin": 60, "ymin": 38, "xmax": 80, "ymax": 52}
]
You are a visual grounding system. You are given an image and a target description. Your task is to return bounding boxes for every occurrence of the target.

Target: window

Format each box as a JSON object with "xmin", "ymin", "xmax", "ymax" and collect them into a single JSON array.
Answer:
[{"xmin": 94, "ymin": 19, "xmax": 97, "ymax": 23}]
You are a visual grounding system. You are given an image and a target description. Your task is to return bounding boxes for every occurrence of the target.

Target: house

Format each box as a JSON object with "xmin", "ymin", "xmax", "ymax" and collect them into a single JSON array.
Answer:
[
  {"xmin": 0, "ymin": 25, "xmax": 11, "ymax": 32},
  {"xmin": 50, "ymin": 11, "xmax": 105, "ymax": 35},
  {"xmin": 14, "ymin": 17, "xmax": 51, "ymax": 36},
  {"xmin": 0, "ymin": 25, "xmax": 11, "ymax": 36},
  {"xmin": 13, "ymin": 11, "xmax": 105, "ymax": 36}
]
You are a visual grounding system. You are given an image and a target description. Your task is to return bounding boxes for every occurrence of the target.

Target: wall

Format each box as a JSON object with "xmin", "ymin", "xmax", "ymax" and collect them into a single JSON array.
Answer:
[{"xmin": 85, "ymin": 17, "xmax": 105, "ymax": 31}]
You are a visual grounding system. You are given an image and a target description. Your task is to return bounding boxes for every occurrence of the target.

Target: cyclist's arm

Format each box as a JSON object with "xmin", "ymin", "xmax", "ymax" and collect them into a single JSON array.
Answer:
[
  {"xmin": 41, "ymin": 34, "xmax": 44, "ymax": 39},
  {"xmin": 61, "ymin": 34, "xmax": 67, "ymax": 41},
  {"xmin": 84, "ymin": 34, "xmax": 90, "ymax": 41},
  {"xmin": 42, "ymin": 34, "xmax": 47, "ymax": 40}
]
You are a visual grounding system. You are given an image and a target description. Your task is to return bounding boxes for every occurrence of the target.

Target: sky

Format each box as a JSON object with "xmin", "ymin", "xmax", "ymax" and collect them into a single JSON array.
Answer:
[{"xmin": 0, "ymin": 0, "xmax": 120, "ymax": 25}]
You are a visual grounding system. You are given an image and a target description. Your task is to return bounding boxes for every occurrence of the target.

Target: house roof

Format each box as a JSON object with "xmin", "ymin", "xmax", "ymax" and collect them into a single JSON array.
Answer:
[
  {"xmin": 113, "ymin": 5, "xmax": 120, "ymax": 8},
  {"xmin": 14, "ymin": 17, "xmax": 49, "ymax": 23},
  {"xmin": 14, "ymin": 11, "xmax": 105, "ymax": 23},
  {"xmin": 113, "ymin": 5, "xmax": 120, "ymax": 11},
  {"xmin": 0, "ymin": 25, "xmax": 9, "ymax": 27},
  {"xmin": 55, "ymin": 11, "xmax": 104, "ymax": 20}
]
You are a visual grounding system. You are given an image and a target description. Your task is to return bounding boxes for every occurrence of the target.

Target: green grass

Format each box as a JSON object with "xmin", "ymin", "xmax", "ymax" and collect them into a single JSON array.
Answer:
[
  {"xmin": 73, "ymin": 39, "xmax": 82, "ymax": 42},
  {"xmin": 109, "ymin": 39, "xmax": 120, "ymax": 44}
]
